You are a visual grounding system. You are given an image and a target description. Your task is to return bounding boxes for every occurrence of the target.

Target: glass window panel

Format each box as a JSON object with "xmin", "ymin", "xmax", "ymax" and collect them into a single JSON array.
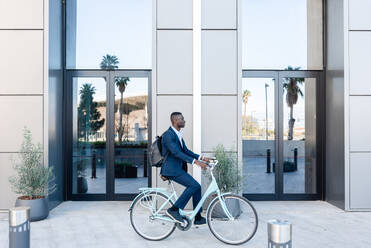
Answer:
[
  {"xmin": 114, "ymin": 77, "xmax": 149, "ymax": 193},
  {"xmin": 72, "ymin": 77, "xmax": 107, "ymax": 194},
  {"xmin": 282, "ymin": 77, "xmax": 317, "ymax": 193},
  {"xmin": 66, "ymin": 0, "xmax": 152, "ymax": 69},
  {"xmin": 242, "ymin": 78, "xmax": 275, "ymax": 194},
  {"xmin": 241, "ymin": 0, "xmax": 323, "ymax": 70}
]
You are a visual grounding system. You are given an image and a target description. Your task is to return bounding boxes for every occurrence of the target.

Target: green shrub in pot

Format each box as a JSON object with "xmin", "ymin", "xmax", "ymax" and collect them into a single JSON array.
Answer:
[
  {"xmin": 206, "ymin": 144, "xmax": 245, "ymax": 218},
  {"xmin": 207, "ymin": 144, "xmax": 244, "ymax": 194},
  {"xmin": 8, "ymin": 127, "xmax": 56, "ymax": 221}
]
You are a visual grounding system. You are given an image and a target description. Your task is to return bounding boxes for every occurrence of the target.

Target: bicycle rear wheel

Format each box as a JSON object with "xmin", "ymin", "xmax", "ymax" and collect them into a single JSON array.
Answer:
[
  {"xmin": 207, "ymin": 194, "xmax": 258, "ymax": 245},
  {"xmin": 130, "ymin": 191, "xmax": 176, "ymax": 241}
]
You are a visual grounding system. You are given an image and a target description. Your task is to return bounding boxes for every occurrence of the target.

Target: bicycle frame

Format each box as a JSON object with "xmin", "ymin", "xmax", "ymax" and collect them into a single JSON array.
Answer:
[{"xmin": 130, "ymin": 162, "xmax": 235, "ymax": 223}]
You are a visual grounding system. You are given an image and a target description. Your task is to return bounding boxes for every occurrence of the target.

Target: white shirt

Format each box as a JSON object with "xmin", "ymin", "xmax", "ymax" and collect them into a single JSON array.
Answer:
[
  {"xmin": 171, "ymin": 125, "xmax": 183, "ymax": 148},
  {"xmin": 171, "ymin": 126, "xmax": 202, "ymax": 165}
]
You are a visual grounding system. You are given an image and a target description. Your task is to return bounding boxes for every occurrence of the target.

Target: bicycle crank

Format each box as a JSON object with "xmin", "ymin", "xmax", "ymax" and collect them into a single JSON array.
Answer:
[{"xmin": 176, "ymin": 216, "xmax": 192, "ymax": 231}]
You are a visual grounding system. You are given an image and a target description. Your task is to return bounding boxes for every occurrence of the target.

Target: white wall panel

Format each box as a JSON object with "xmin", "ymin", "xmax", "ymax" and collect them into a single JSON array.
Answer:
[
  {"xmin": 349, "ymin": 32, "xmax": 371, "ymax": 94},
  {"xmin": 349, "ymin": 96, "xmax": 371, "ymax": 151},
  {"xmin": 0, "ymin": 31, "xmax": 43, "ymax": 94},
  {"xmin": 202, "ymin": 0, "xmax": 237, "ymax": 29},
  {"xmin": 202, "ymin": 96, "xmax": 237, "ymax": 152},
  {"xmin": 156, "ymin": 95, "xmax": 195, "ymax": 207},
  {"xmin": 0, "ymin": 0, "xmax": 43, "ymax": 29},
  {"xmin": 202, "ymin": 30, "xmax": 237, "ymax": 94},
  {"xmin": 157, "ymin": 96, "xmax": 193, "ymax": 148},
  {"xmin": 157, "ymin": 30, "xmax": 193, "ymax": 94},
  {"xmin": 0, "ymin": 96, "xmax": 43, "ymax": 152},
  {"xmin": 157, "ymin": 0, "xmax": 193, "ymax": 29},
  {"xmin": 350, "ymin": 153, "xmax": 371, "ymax": 209},
  {"xmin": 0, "ymin": 155, "xmax": 18, "ymax": 208},
  {"xmin": 349, "ymin": 0, "xmax": 371, "ymax": 30}
]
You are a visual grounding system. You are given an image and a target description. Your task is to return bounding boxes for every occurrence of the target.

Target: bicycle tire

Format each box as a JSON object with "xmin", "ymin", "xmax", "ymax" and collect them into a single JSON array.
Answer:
[
  {"xmin": 206, "ymin": 194, "xmax": 258, "ymax": 245},
  {"xmin": 130, "ymin": 191, "xmax": 176, "ymax": 241}
]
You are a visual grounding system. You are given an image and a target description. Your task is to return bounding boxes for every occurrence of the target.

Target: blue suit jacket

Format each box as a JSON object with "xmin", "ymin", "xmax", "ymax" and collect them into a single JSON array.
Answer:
[{"xmin": 160, "ymin": 127, "xmax": 200, "ymax": 177}]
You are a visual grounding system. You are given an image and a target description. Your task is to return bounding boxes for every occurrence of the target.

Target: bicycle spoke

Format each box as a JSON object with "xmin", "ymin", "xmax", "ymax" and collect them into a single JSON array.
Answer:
[
  {"xmin": 130, "ymin": 192, "xmax": 176, "ymax": 241},
  {"xmin": 207, "ymin": 194, "xmax": 258, "ymax": 245}
]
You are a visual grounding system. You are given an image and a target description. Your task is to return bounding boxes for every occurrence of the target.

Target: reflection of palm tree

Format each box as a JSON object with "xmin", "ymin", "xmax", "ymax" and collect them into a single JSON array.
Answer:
[
  {"xmin": 283, "ymin": 66, "xmax": 304, "ymax": 140},
  {"xmin": 242, "ymin": 90, "xmax": 251, "ymax": 117},
  {"xmin": 78, "ymin": 84, "xmax": 105, "ymax": 142},
  {"xmin": 100, "ymin": 54, "xmax": 119, "ymax": 70},
  {"xmin": 115, "ymin": 77, "xmax": 130, "ymax": 143}
]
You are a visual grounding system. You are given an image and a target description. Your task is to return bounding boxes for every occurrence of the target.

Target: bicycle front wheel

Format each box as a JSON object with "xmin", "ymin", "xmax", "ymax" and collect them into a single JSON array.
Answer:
[
  {"xmin": 130, "ymin": 191, "xmax": 176, "ymax": 241},
  {"xmin": 207, "ymin": 194, "xmax": 258, "ymax": 245}
]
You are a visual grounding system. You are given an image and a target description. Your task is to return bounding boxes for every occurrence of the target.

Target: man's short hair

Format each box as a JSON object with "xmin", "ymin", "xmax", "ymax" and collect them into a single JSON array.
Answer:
[{"xmin": 170, "ymin": 112, "xmax": 182, "ymax": 122}]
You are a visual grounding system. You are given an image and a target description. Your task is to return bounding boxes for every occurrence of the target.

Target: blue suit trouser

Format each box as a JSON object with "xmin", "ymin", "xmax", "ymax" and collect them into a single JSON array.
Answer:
[{"xmin": 168, "ymin": 172, "xmax": 202, "ymax": 214}]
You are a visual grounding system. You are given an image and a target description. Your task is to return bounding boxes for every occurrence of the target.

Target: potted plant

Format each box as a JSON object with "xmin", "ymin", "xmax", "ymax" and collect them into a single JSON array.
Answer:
[
  {"xmin": 8, "ymin": 128, "xmax": 56, "ymax": 221},
  {"xmin": 206, "ymin": 144, "xmax": 244, "ymax": 218}
]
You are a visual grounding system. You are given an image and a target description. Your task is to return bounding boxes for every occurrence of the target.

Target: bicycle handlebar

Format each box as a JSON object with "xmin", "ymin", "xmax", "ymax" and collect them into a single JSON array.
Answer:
[{"xmin": 207, "ymin": 159, "xmax": 218, "ymax": 168}]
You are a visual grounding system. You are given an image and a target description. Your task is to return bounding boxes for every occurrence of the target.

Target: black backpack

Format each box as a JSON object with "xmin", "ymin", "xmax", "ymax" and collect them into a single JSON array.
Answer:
[{"xmin": 149, "ymin": 135, "xmax": 169, "ymax": 167}]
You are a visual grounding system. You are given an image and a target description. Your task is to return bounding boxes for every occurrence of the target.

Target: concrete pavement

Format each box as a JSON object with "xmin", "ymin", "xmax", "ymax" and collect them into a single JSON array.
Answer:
[{"xmin": 1, "ymin": 201, "xmax": 371, "ymax": 248}]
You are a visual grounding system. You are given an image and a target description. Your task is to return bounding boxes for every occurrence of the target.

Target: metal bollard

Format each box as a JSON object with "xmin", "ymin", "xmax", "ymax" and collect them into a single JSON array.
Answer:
[
  {"xmin": 293, "ymin": 148, "xmax": 298, "ymax": 171},
  {"xmin": 266, "ymin": 149, "xmax": 271, "ymax": 173},
  {"xmin": 143, "ymin": 149, "xmax": 148, "ymax": 178},
  {"xmin": 267, "ymin": 219, "xmax": 292, "ymax": 248},
  {"xmin": 9, "ymin": 206, "xmax": 30, "ymax": 248},
  {"xmin": 91, "ymin": 151, "xmax": 97, "ymax": 179}
]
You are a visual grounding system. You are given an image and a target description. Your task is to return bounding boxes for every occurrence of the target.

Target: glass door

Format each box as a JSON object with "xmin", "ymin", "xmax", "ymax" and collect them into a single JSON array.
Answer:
[
  {"xmin": 66, "ymin": 71, "xmax": 109, "ymax": 200},
  {"xmin": 110, "ymin": 71, "xmax": 150, "ymax": 198},
  {"xmin": 66, "ymin": 70, "xmax": 151, "ymax": 200},
  {"xmin": 242, "ymin": 71, "xmax": 323, "ymax": 200},
  {"xmin": 278, "ymin": 71, "xmax": 323, "ymax": 199},
  {"xmin": 242, "ymin": 71, "xmax": 278, "ymax": 199}
]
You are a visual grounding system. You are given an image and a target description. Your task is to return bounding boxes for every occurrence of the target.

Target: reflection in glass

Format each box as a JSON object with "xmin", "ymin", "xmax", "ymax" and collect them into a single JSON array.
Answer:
[
  {"xmin": 72, "ymin": 77, "xmax": 107, "ymax": 194},
  {"xmin": 283, "ymin": 77, "xmax": 316, "ymax": 193},
  {"xmin": 66, "ymin": 0, "xmax": 152, "ymax": 69},
  {"xmin": 242, "ymin": 78, "xmax": 275, "ymax": 194},
  {"xmin": 241, "ymin": 0, "xmax": 323, "ymax": 70},
  {"xmin": 114, "ymin": 77, "xmax": 148, "ymax": 194}
]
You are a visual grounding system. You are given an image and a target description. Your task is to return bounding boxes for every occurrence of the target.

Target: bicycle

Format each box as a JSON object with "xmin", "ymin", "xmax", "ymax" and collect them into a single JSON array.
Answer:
[{"xmin": 128, "ymin": 159, "xmax": 258, "ymax": 245}]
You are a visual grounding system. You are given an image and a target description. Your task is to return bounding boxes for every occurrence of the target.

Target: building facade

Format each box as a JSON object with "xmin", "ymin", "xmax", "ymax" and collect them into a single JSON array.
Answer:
[{"xmin": 0, "ymin": 0, "xmax": 369, "ymax": 211}]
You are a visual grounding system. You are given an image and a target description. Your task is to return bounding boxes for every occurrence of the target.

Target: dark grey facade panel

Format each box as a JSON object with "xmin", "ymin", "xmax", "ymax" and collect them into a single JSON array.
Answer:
[
  {"xmin": 325, "ymin": 0, "xmax": 345, "ymax": 209},
  {"xmin": 48, "ymin": 0, "xmax": 64, "ymax": 210}
]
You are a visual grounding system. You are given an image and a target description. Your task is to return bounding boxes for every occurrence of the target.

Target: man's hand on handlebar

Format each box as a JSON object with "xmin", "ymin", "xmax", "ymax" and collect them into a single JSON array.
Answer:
[
  {"xmin": 194, "ymin": 160, "xmax": 208, "ymax": 170},
  {"xmin": 201, "ymin": 156, "xmax": 216, "ymax": 163}
]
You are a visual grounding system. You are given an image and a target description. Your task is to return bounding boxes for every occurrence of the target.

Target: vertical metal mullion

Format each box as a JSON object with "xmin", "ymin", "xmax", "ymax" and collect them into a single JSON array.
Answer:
[
  {"xmin": 273, "ymin": 72, "xmax": 279, "ymax": 199},
  {"xmin": 277, "ymin": 72, "xmax": 284, "ymax": 199},
  {"xmin": 65, "ymin": 71, "xmax": 72, "ymax": 200},
  {"xmin": 106, "ymin": 71, "xmax": 115, "ymax": 200},
  {"xmin": 105, "ymin": 72, "xmax": 109, "ymax": 200},
  {"xmin": 147, "ymin": 72, "xmax": 152, "ymax": 188},
  {"xmin": 316, "ymin": 73, "xmax": 321, "ymax": 197},
  {"xmin": 317, "ymin": 73, "xmax": 324, "ymax": 199}
]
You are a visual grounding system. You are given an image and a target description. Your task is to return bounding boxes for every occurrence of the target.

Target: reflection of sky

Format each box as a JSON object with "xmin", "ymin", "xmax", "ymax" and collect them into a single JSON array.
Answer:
[
  {"xmin": 114, "ymin": 78, "xmax": 148, "ymax": 99},
  {"xmin": 76, "ymin": 77, "xmax": 106, "ymax": 103},
  {"xmin": 72, "ymin": 0, "xmax": 152, "ymax": 69},
  {"xmin": 242, "ymin": 78, "xmax": 307, "ymax": 129},
  {"xmin": 241, "ymin": 0, "xmax": 308, "ymax": 69},
  {"xmin": 76, "ymin": 77, "xmax": 148, "ymax": 103},
  {"xmin": 70, "ymin": 0, "xmax": 315, "ymax": 132},
  {"xmin": 71, "ymin": 0, "xmax": 312, "ymax": 70},
  {"xmin": 242, "ymin": 78, "xmax": 275, "ymax": 128}
]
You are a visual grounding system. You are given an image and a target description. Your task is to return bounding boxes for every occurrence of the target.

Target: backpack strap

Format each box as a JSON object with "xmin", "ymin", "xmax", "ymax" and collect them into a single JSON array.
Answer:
[{"xmin": 163, "ymin": 150, "xmax": 169, "ymax": 163}]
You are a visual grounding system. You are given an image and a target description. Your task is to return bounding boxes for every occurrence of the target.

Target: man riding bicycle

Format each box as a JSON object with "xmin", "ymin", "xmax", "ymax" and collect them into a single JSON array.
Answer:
[{"xmin": 160, "ymin": 112, "xmax": 212, "ymax": 225}]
